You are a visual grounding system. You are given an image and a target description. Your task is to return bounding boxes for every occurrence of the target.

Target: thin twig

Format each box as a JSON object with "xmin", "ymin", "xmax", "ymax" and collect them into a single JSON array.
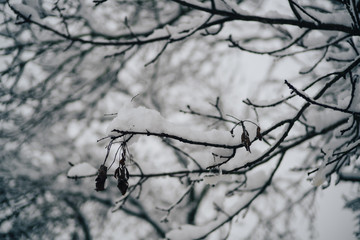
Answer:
[{"xmin": 284, "ymin": 80, "xmax": 360, "ymax": 116}]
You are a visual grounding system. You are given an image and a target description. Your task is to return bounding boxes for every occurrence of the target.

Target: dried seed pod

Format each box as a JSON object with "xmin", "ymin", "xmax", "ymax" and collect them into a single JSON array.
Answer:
[
  {"xmin": 114, "ymin": 166, "xmax": 129, "ymax": 180},
  {"xmin": 256, "ymin": 126, "xmax": 262, "ymax": 141},
  {"xmin": 119, "ymin": 157, "xmax": 125, "ymax": 166},
  {"xmin": 114, "ymin": 167, "xmax": 119, "ymax": 179},
  {"xmin": 95, "ymin": 164, "xmax": 107, "ymax": 191},
  {"xmin": 117, "ymin": 178, "xmax": 129, "ymax": 195},
  {"xmin": 114, "ymin": 166, "xmax": 130, "ymax": 195},
  {"xmin": 241, "ymin": 130, "xmax": 251, "ymax": 153}
]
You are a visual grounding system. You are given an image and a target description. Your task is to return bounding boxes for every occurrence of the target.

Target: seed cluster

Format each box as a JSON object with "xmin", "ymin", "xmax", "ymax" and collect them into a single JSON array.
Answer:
[{"xmin": 95, "ymin": 143, "xmax": 130, "ymax": 195}]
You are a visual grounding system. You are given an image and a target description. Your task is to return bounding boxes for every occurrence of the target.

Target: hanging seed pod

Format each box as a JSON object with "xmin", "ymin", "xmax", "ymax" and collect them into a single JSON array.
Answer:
[
  {"xmin": 119, "ymin": 154, "xmax": 125, "ymax": 166},
  {"xmin": 117, "ymin": 178, "xmax": 129, "ymax": 195},
  {"xmin": 114, "ymin": 166, "xmax": 129, "ymax": 180},
  {"xmin": 95, "ymin": 164, "xmax": 108, "ymax": 191},
  {"xmin": 114, "ymin": 166, "xmax": 130, "ymax": 195},
  {"xmin": 256, "ymin": 126, "xmax": 262, "ymax": 141},
  {"xmin": 241, "ymin": 130, "xmax": 251, "ymax": 153}
]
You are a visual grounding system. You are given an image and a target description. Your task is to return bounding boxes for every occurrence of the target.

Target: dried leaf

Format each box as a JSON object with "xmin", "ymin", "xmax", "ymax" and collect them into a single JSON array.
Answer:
[
  {"xmin": 95, "ymin": 164, "xmax": 107, "ymax": 191},
  {"xmin": 117, "ymin": 178, "xmax": 129, "ymax": 195},
  {"xmin": 114, "ymin": 166, "xmax": 129, "ymax": 180},
  {"xmin": 256, "ymin": 126, "xmax": 262, "ymax": 141},
  {"xmin": 241, "ymin": 130, "xmax": 251, "ymax": 153},
  {"xmin": 115, "ymin": 165, "xmax": 130, "ymax": 195}
]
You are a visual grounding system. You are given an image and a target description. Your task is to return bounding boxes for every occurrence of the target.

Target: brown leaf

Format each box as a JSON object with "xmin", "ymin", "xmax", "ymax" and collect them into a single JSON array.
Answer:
[
  {"xmin": 95, "ymin": 164, "xmax": 107, "ymax": 191},
  {"xmin": 241, "ymin": 131, "xmax": 251, "ymax": 153},
  {"xmin": 114, "ymin": 166, "xmax": 129, "ymax": 180},
  {"xmin": 256, "ymin": 126, "xmax": 262, "ymax": 141},
  {"xmin": 117, "ymin": 178, "xmax": 129, "ymax": 195},
  {"xmin": 115, "ymin": 165, "xmax": 130, "ymax": 195},
  {"xmin": 114, "ymin": 167, "xmax": 119, "ymax": 179}
]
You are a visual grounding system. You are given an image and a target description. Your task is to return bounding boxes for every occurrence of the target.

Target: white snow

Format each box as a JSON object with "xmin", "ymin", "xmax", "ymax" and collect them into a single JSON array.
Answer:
[
  {"xmin": 166, "ymin": 191, "xmax": 257, "ymax": 239},
  {"xmin": 214, "ymin": 0, "xmax": 237, "ymax": 12},
  {"xmin": 311, "ymin": 149, "xmax": 337, "ymax": 187},
  {"xmin": 67, "ymin": 162, "xmax": 98, "ymax": 178},
  {"xmin": 106, "ymin": 103, "xmax": 239, "ymax": 147},
  {"xmin": 203, "ymin": 174, "xmax": 232, "ymax": 185},
  {"xmin": 306, "ymin": 9, "xmax": 352, "ymax": 27},
  {"xmin": 11, "ymin": 3, "xmax": 41, "ymax": 22},
  {"xmin": 306, "ymin": 108, "xmax": 346, "ymax": 132},
  {"xmin": 264, "ymin": 10, "xmax": 293, "ymax": 19},
  {"xmin": 166, "ymin": 169, "xmax": 268, "ymax": 239},
  {"xmin": 312, "ymin": 161, "xmax": 328, "ymax": 187}
]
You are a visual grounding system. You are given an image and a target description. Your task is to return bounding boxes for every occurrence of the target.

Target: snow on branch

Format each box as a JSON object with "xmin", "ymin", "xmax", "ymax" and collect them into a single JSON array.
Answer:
[
  {"xmin": 106, "ymin": 103, "xmax": 242, "ymax": 148},
  {"xmin": 285, "ymin": 80, "xmax": 360, "ymax": 117},
  {"xmin": 166, "ymin": 154, "xmax": 285, "ymax": 239},
  {"xmin": 67, "ymin": 162, "xmax": 98, "ymax": 178}
]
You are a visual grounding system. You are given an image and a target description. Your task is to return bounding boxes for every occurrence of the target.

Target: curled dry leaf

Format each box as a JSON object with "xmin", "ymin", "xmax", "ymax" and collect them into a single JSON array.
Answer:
[
  {"xmin": 241, "ymin": 130, "xmax": 251, "ymax": 153},
  {"xmin": 256, "ymin": 126, "xmax": 262, "ymax": 141},
  {"xmin": 117, "ymin": 178, "xmax": 129, "ymax": 195},
  {"xmin": 95, "ymin": 164, "xmax": 108, "ymax": 191},
  {"xmin": 114, "ymin": 166, "xmax": 130, "ymax": 195}
]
